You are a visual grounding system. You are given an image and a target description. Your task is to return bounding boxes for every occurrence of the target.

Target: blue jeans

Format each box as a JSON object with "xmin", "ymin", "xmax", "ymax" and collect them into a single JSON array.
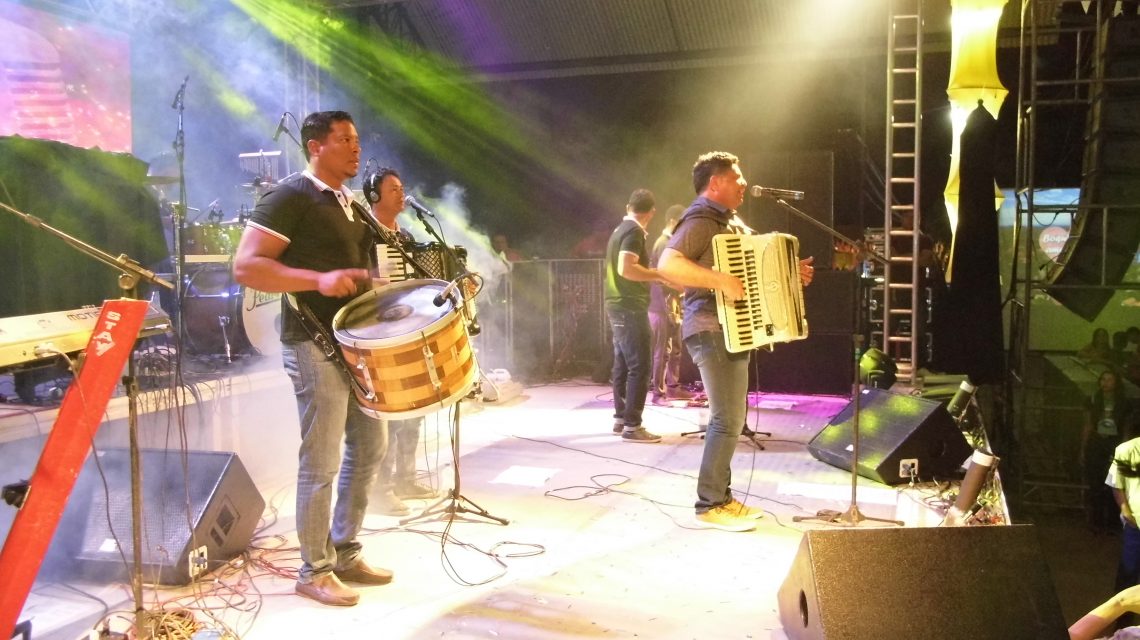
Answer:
[
  {"xmin": 607, "ymin": 306, "xmax": 651, "ymax": 428},
  {"xmin": 1118, "ymin": 519, "xmax": 1140, "ymax": 593},
  {"xmin": 283, "ymin": 340, "xmax": 387, "ymax": 583},
  {"xmin": 649, "ymin": 310, "xmax": 681, "ymax": 397},
  {"xmin": 684, "ymin": 330, "xmax": 750, "ymax": 513},
  {"xmin": 378, "ymin": 418, "xmax": 423, "ymax": 490}
]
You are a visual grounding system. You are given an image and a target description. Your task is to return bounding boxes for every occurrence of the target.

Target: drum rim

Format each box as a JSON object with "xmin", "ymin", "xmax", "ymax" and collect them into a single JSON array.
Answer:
[{"xmin": 331, "ymin": 278, "xmax": 456, "ymax": 347}]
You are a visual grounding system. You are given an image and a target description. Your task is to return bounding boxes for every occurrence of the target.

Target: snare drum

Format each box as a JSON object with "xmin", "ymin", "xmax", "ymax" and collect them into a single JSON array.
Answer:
[
  {"xmin": 332, "ymin": 279, "xmax": 476, "ymax": 419},
  {"xmin": 183, "ymin": 267, "xmax": 281, "ymax": 356}
]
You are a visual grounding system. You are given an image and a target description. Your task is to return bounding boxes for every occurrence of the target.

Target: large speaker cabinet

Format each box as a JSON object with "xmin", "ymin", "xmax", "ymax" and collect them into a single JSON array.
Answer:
[
  {"xmin": 778, "ymin": 525, "xmax": 1068, "ymax": 640},
  {"xmin": 1046, "ymin": 15, "xmax": 1140, "ymax": 320},
  {"xmin": 56, "ymin": 449, "xmax": 265, "ymax": 585},
  {"xmin": 752, "ymin": 270, "xmax": 857, "ymax": 396},
  {"xmin": 807, "ymin": 388, "xmax": 972, "ymax": 484}
]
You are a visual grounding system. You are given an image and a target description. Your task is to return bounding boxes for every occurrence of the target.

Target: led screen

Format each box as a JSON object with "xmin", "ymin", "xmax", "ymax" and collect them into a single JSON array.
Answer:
[{"xmin": 0, "ymin": 1, "xmax": 130, "ymax": 151}]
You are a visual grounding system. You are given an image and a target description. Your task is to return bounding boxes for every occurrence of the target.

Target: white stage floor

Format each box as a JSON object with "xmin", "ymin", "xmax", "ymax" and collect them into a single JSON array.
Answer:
[{"xmin": 4, "ymin": 366, "xmax": 962, "ymax": 640}]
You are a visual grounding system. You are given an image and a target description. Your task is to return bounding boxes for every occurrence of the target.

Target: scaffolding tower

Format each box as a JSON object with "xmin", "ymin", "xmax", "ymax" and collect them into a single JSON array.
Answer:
[{"xmin": 1012, "ymin": 0, "xmax": 1140, "ymax": 509}]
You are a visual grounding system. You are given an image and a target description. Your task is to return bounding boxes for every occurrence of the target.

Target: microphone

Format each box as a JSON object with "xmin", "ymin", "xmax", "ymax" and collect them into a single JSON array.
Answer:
[
  {"xmin": 404, "ymin": 195, "xmax": 435, "ymax": 218},
  {"xmin": 433, "ymin": 275, "xmax": 466, "ymax": 307},
  {"xmin": 946, "ymin": 379, "xmax": 976, "ymax": 421},
  {"xmin": 272, "ymin": 112, "xmax": 289, "ymax": 143},
  {"xmin": 170, "ymin": 75, "xmax": 189, "ymax": 110},
  {"xmin": 750, "ymin": 185, "xmax": 805, "ymax": 200}
]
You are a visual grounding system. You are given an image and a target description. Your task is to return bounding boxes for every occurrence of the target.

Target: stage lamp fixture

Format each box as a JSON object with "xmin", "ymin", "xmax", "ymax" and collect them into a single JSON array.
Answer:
[{"xmin": 858, "ymin": 348, "xmax": 897, "ymax": 390}]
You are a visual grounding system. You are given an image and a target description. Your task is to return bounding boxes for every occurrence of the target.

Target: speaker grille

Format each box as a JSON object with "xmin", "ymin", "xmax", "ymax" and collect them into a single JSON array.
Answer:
[
  {"xmin": 59, "ymin": 449, "xmax": 264, "ymax": 585},
  {"xmin": 778, "ymin": 526, "xmax": 1068, "ymax": 639},
  {"xmin": 808, "ymin": 389, "xmax": 972, "ymax": 484}
]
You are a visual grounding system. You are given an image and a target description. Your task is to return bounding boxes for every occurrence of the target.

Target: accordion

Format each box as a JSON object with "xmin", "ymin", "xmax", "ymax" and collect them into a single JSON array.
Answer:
[
  {"xmin": 711, "ymin": 232, "xmax": 808, "ymax": 353},
  {"xmin": 377, "ymin": 241, "xmax": 467, "ymax": 283}
]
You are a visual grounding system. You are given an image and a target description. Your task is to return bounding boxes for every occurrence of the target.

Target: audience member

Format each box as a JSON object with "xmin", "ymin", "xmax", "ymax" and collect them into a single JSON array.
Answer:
[
  {"xmin": 1081, "ymin": 328, "xmax": 1117, "ymax": 365},
  {"xmin": 571, "ymin": 219, "xmax": 612, "ymax": 258},
  {"xmin": 1125, "ymin": 327, "xmax": 1140, "ymax": 357},
  {"xmin": 1084, "ymin": 370, "xmax": 1134, "ymax": 533}
]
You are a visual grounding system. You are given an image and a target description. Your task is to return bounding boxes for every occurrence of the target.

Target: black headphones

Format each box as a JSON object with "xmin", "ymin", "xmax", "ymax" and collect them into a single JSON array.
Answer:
[
  {"xmin": 362, "ymin": 167, "xmax": 400, "ymax": 205},
  {"xmin": 363, "ymin": 171, "xmax": 382, "ymax": 205}
]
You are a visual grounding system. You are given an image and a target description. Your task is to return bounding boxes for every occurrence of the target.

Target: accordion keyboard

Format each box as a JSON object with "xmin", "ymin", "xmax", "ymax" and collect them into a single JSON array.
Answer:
[{"xmin": 712, "ymin": 232, "xmax": 808, "ymax": 353}]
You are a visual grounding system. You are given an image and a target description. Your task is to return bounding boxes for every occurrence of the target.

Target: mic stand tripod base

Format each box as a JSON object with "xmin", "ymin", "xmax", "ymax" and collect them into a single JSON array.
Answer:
[
  {"xmin": 793, "ymin": 503, "xmax": 904, "ymax": 527},
  {"xmin": 397, "ymin": 401, "xmax": 509, "ymax": 528},
  {"xmin": 679, "ymin": 425, "xmax": 771, "ymax": 450},
  {"xmin": 399, "ymin": 488, "xmax": 510, "ymax": 527}
]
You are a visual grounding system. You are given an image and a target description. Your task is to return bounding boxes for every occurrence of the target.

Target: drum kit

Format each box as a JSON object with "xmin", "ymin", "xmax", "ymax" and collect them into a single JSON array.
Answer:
[{"xmin": 149, "ymin": 165, "xmax": 281, "ymax": 363}]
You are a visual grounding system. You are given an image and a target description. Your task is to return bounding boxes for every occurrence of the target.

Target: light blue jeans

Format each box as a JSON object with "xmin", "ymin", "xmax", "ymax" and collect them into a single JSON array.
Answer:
[
  {"xmin": 378, "ymin": 418, "xmax": 423, "ymax": 490},
  {"xmin": 283, "ymin": 340, "xmax": 387, "ymax": 583},
  {"xmin": 684, "ymin": 330, "xmax": 750, "ymax": 513}
]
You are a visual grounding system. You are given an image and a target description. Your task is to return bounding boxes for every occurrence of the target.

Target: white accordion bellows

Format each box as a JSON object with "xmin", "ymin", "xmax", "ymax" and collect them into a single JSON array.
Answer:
[{"xmin": 712, "ymin": 232, "xmax": 808, "ymax": 353}]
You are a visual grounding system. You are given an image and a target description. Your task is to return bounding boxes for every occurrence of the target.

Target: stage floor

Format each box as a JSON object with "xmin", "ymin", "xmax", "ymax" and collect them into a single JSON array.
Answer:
[{"xmin": 10, "ymin": 370, "xmax": 966, "ymax": 640}]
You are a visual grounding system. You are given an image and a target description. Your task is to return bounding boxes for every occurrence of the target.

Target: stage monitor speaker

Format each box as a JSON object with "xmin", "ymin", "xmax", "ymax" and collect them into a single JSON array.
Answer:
[
  {"xmin": 777, "ymin": 525, "xmax": 1068, "ymax": 639},
  {"xmin": 807, "ymin": 388, "xmax": 971, "ymax": 484},
  {"xmin": 57, "ymin": 448, "xmax": 265, "ymax": 586}
]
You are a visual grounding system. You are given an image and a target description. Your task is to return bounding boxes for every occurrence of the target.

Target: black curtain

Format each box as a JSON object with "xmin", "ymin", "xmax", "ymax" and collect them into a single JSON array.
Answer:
[
  {"xmin": 931, "ymin": 104, "xmax": 1005, "ymax": 384},
  {"xmin": 0, "ymin": 136, "xmax": 167, "ymax": 317}
]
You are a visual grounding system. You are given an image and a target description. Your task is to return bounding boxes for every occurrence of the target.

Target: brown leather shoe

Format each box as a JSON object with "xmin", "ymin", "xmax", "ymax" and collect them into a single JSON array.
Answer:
[
  {"xmin": 334, "ymin": 559, "xmax": 394, "ymax": 586},
  {"xmin": 295, "ymin": 573, "xmax": 359, "ymax": 607}
]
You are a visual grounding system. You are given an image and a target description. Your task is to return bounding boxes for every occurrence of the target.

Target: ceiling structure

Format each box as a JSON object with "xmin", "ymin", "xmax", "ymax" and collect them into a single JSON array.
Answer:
[
  {"xmin": 320, "ymin": 0, "xmax": 1063, "ymax": 81},
  {"xmin": 24, "ymin": 0, "xmax": 1070, "ymax": 81}
]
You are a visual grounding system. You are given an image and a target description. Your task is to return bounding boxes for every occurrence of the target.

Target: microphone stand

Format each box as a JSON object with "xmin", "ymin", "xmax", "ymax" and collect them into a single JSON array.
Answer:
[
  {"xmin": 0, "ymin": 200, "xmax": 174, "ymax": 638},
  {"xmin": 398, "ymin": 209, "xmax": 507, "ymax": 527},
  {"xmin": 170, "ymin": 77, "xmax": 188, "ymax": 348},
  {"xmin": 412, "ymin": 209, "xmax": 481, "ymax": 336},
  {"xmin": 763, "ymin": 197, "xmax": 902, "ymax": 528}
]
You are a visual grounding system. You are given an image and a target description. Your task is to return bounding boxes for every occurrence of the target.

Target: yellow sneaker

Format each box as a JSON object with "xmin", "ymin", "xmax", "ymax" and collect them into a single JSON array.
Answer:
[
  {"xmin": 725, "ymin": 498, "xmax": 764, "ymax": 520},
  {"xmin": 695, "ymin": 505, "xmax": 757, "ymax": 532}
]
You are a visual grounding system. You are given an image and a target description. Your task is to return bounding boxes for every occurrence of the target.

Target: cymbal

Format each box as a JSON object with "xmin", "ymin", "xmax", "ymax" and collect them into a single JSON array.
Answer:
[
  {"xmin": 240, "ymin": 177, "xmax": 274, "ymax": 189},
  {"xmin": 145, "ymin": 175, "xmax": 179, "ymax": 185}
]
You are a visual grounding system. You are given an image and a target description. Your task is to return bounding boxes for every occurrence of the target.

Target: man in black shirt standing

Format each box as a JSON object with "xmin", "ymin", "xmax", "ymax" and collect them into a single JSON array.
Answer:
[
  {"xmin": 605, "ymin": 189, "xmax": 670, "ymax": 442},
  {"xmin": 234, "ymin": 111, "xmax": 393, "ymax": 606}
]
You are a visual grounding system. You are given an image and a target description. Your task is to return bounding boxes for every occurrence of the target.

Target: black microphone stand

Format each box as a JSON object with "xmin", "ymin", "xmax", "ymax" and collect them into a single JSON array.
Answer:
[
  {"xmin": 0, "ymin": 200, "xmax": 174, "ymax": 638},
  {"xmin": 764, "ymin": 197, "xmax": 902, "ymax": 528},
  {"xmin": 170, "ymin": 76, "xmax": 188, "ymax": 348},
  {"xmin": 412, "ymin": 208, "xmax": 481, "ymax": 336},
  {"xmin": 398, "ymin": 207, "xmax": 507, "ymax": 527}
]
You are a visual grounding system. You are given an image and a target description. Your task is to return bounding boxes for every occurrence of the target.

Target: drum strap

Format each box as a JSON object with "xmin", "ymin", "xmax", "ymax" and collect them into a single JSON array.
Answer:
[{"xmin": 284, "ymin": 294, "xmax": 376, "ymax": 402}]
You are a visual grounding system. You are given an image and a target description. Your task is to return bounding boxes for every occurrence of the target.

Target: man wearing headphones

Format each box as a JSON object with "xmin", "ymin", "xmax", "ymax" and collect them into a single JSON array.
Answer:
[{"xmin": 363, "ymin": 167, "xmax": 439, "ymax": 516}]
